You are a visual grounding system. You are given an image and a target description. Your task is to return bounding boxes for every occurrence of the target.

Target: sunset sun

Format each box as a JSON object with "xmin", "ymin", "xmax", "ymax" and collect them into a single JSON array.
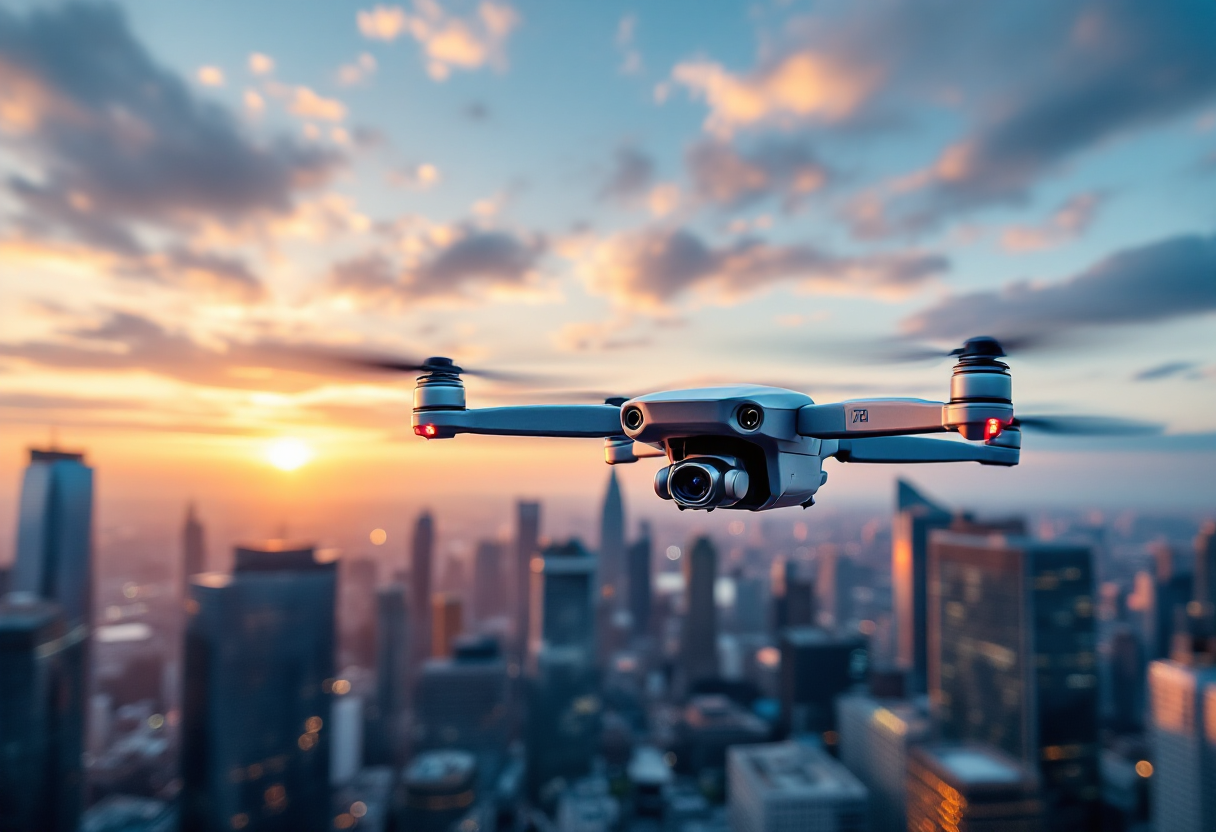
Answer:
[{"xmin": 265, "ymin": 438, "xmax": 313, "ymax": 471}]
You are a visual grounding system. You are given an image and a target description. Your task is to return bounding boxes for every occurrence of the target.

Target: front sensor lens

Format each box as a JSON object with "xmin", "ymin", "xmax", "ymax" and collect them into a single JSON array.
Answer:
[
  {"xmin": 623, "ymin": 406, "xmax": 644, "ymax": 430},
  {"xmin": 737, "ymin": 404, "xmax": 763, "ymax": 431}
]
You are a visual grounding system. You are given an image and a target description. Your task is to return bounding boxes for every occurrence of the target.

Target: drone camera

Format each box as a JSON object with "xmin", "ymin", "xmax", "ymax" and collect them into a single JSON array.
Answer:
[
  {"xmin": 736, "ymin": 404, "xmax": 763, "ymax": 431},
  {"xmin": 654, "ymin": 454, "xmax": 750, "ymax": 510}
]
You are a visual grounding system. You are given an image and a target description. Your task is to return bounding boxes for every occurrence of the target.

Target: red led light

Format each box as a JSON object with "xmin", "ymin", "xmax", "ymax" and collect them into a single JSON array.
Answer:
[
  {"xmin": 985, "ymin": 418, "xmax": 1004, "ymax": 440},
  {"xmin": 414, "ymin": 424, "xmax": 438, "ymax": 438}
]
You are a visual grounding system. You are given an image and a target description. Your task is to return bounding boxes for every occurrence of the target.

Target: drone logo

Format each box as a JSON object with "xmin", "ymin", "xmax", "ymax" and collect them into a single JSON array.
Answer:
[{"xmin": 851, "ymin": 409, "xmax": 869, "ymax": 424}]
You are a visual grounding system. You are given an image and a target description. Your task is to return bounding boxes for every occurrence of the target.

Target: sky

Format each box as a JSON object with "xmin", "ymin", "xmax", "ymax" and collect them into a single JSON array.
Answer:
[{"xmin": 0, "ymin": 0, "xmax": 1214, "ymax": 545}]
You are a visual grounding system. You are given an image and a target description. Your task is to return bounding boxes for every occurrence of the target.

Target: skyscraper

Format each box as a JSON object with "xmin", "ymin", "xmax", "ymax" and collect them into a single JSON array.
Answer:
[
  {"xmin": 412, "ymin": 511, "xmax": 435, "ymax": 674},
  {"xmin": 891, "ymin": 478, "xmax": 951, "ymax": 694},
  {"xmin": 838, "ymin": 694, "xmax": 931, "ymax": 832},
  {"xmin": 415, "ymin": 635, "xmax": 509, "ymax": 760},
  {"xmin": 431, "ymin": 593, "xmax": 463, "ymax": 658},
  {"xmin": 599, "ymin": 470, "xmax": 625, "ymax": 603},
  {"xmin": 930, "ymin": 531, "xmax": 1099, "ymax": 832},
  {"xmin": 473, "ymin": 540, "xmax": 505, "ymax": 624},
  {"xmin": 514, "ymin": 501, "xmax": 541, "ymax": 660},
  {"xmin": 906, "ymin": 743, "xmax": 1043, "ymax": 832},
  {"xmin": 1147, "ymin": 638, "xmax": 1216, "ymax": 832},
  {"xmin": 531, "ymin": 540, "xmax": 596, "ymax": 662},
  {"xmin": 13, "ymin": 448, "xmax": 94, "ymax": 630},
  {"xmin": 0, "ymin": 595, "xmax": 86, "ymax": 832},
  {"xmin": 1195, "ymin": 521, "xmax": 1216, "ymax": 617},
  {"xmin": 365, "ymin": 583, "xmax": 408, "ymax": 766},
  {"xmin": 778, "ymin": 627, "xmax": 867, "ymax": 739},
  {"xmin": 680, "ymin": 536, "xmax": 720, "ymax": 692},
  {"xmin": 181, "ymin": 541, "xmax": 337, "ymax": 832},
  {"xmin": 627, "ymin": 522, "xmax": 652, "ymax": 638},
  {"xmin": 182, "ymin": 502, "xmax": 206, "ymax": 594}
]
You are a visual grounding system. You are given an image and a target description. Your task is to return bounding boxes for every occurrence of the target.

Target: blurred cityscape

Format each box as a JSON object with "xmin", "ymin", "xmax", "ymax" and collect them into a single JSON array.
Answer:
[{"xmin": 1, "ymin": 444, "xmax": 1214, "ymax": 832}]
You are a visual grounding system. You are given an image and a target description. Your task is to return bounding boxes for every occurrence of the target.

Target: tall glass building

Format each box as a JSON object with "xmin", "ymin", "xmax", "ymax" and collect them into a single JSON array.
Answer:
[
  {"xmin": 13, "ymin": 448, "xmax": 94, "ymax": 630},
  {"xmin": 929, "ymin": 531, "xmax": 1099, "ymax": 832},
  {"xmin": 598, "ymin": 470, "xmax": 625, "ymax": 602},
  {"xmin": 530, "ymin": 540, "xmax": 596, "ymax": 663},
  {"xmin": 1147, "ymin": 652, "xmax": 1216, "ymax": 832},
  {"xmin": 181, "ymin": 541, "xmax": 338, "ymax": 832},
  {"xmin": 0, "ymin": 595, "xmax": 87, "ymax": 832}
]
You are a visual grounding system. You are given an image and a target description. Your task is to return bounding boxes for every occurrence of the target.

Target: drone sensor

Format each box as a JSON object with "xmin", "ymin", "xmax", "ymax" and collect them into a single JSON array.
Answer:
[{"xmin": 737, "ymin": 404, "xmax": 763, "ymax": 431}]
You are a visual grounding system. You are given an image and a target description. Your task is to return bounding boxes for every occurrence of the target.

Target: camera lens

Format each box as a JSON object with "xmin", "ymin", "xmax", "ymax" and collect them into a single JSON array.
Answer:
[
  {"xmin": 738, "ymin": 404, "xmax": 763, "ymax": 431},
  {"xmin": 672, "ymin": 464, "xmax": 713, "ymax": 503},
  {"xmin": 623, "ymin": 406, "xmax": 644, "ymax": 430}
]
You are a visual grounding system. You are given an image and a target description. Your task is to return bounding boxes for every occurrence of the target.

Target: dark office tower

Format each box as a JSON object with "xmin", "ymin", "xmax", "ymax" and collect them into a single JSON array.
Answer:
[
  {"xmin": 930, "ymin": 532, "xmax": 1099, "ymax": 832},
  {"xmin": 532, "ymin": 540, "xmax": 596, "ymax": 662},
  {"xmin": 365, "ymin": 583, "xmax": 408, "ymax": 766},
  {"xmin": 341, "ymin": 557, "xmax": 378, "ymax": 669},
  {"xmin": 182, "ymin": 502, "xmax": 206, "ymax": 592},
  {"xmin": 1195, "ymin": 521, "xmax": 1216, "ymax": 617},
  {"xmin": 816, "ymin": 546, "xmax": 859, "ymax": 630},
  {"xmin": 891, "ymin": 478, "xmax": 951, "ymax": 694},
  {"xmin": 514, "ymin": 501, "xmax": 541, "ymax": 659},
  {"xmin": 627, "ymin": 522, "xmax": 653, "ymax": 637},
  {"xmin": 181, "ymin": 541, "xmax": 337, "ymax": 832},
  {"xmin": 526, "ymin": 647, "xmax": 600, "ymax": 798},
  {"xmin": 0, "ymin": 596, "xmax": 86, "ymax": 832},
  {"xmin": 13, "ymin": 448, "xmax": 94, "ymax": 630},
  {"xmin": 778, "ymin": 627, "xmax": 867, "ymax": 739},
  {"xmin": 1107, "ymin": 624, "xmax": 1145, "ymax": 733},
  {"xmin": 906, "ymin": 743, "xmax": 1043, "ymax": 832},
  {"xmin": 0, "ymin": 564, "xmax": 10, "ymax": 597},
  {"xmin": 599, "ymin": 469, "xmax": 626, "ymax": 603},
  {"xmin": 473, "ymin": 540, "xmax": 505, "ymax": 624},
  {"xmin": 412, "ymin": 511, "xmax": 435, "ymax": 673},
  {"xmin": 681, "ymin": 537, "xmax": 720, "ymax": 692},
  {"xmin": 415, "ymin": 636, "xmax": 509, "ymax": 762}
]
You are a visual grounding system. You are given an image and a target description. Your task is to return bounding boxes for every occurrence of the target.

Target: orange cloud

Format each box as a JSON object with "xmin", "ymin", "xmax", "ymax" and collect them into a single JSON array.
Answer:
[
  {"xmin": 358, "ymin": 1, "xmax": 519, "ymax": 81},
  {"xmin": 671, "ymin": 52, "xmax": 880, "ymax": 135},
  {"xmin": 196, "ymin": 65, "xmax": 225, "ymax": 87},
  {"xmin": 289, "ymin": 87, "xmax": 347, "ymax": 121},
  {"xmin": 1001, "ymin": 193, "xmax": 1105, "ymax": 253}
]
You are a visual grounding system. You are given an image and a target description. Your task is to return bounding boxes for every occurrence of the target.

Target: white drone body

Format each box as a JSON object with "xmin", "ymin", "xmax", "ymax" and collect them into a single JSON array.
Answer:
[{"xmin": 409, "ymin": 337, "xmax": 1022, "ymax": 512}]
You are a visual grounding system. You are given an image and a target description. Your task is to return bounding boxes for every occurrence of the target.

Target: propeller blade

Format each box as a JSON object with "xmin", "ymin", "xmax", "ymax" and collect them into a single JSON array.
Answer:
[
  {"xmin": 1014, "ymin": 415, "xmax": 1163, "ymax": 436},
  {"xmin": 300, "ymin": 350, "xmax": 561, "ymax": 386},
  {"xmin": 875, "ymin": 332, "xmax": 1061, "ymax": 363}
]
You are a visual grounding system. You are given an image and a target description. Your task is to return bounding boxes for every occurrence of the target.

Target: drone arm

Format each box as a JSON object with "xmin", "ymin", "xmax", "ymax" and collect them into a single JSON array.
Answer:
[
  {"xmin": 797, "ymin": 399, "xmax": 948, "ymax": 439},
  {"xmin": 826, "ymin": 435, "xmax": 1019, "ymax": 467},
  {"xmin": 413, "ymin": 405, "xmax": 623, "ymax": 439}
]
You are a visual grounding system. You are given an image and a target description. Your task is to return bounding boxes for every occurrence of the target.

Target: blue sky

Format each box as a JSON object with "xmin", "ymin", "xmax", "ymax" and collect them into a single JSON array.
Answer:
[{"xmin": 0, "ymin": 0, "xmax": 1213, "ymax": 512}]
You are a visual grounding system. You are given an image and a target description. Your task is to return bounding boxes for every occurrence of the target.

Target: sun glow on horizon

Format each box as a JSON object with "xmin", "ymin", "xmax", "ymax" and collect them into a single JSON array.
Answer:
[{"xmin": 266, "ymin": 438, "xmax": 313, "ymax": 471}]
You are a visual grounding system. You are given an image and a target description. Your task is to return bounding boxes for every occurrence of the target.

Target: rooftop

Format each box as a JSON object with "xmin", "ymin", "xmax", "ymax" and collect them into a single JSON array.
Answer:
[
  {"xmin": 915, "ymin": 743, "xmax": 1032, "ymax": 787},
  {"xmin": 731, "ymin": 741, "xmax": 867, "ymax": 799}
]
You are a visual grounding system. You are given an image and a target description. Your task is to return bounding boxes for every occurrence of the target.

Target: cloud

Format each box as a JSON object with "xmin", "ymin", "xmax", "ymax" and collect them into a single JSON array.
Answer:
[
  {"xmin": 288, "ymin": 86, "xmax": 347, "ymax": 121},
  {"xmin": 248, "ymin": 52, "xmax": 275, "ymax": 75},
  {"xmin": 686, "ymin": 137, "xmax": 830, "ymax": 211},
  {"xmin": 580, "ymin": 226, "xmax": 946, "ymax": 308},
  {"xmin": 599, "ymin": 146, "xmax": 655, "ymax": 204},
  {"xmin": 616, "ymin": 14, "xmax": 641, "ymax": 75},
  {"xmin": 670, "ymin": 53, "xmax": 879, "ymax": 136},
  {"xmin": 329, "ymin": 227, "xmax": 547, "ymax": 304},
  {"xmin": 1000, "ymin": 193, "xmax": 1105, "ymax": 252},
  {"xmin": 836, "ymin": 2, "xmax": 1216, "ymax": 236},
  {"xmin": 196, "ymin": 65, "xmax": 224, "ymax": 87},
  {"xmin": 902, "ymin": 231, "xmax": 1216, "ymax": 342},
  {"xmin": 357, "ymin": 1, "xmax": 519, "ymax": 81},
  {"xmin": 338, "ymin": 53, "xmax": 378, "ymax": 86},
  {"xmin": 1132, "ymin": 361, "xmax": 1213, "ymax": 382},
  {"xmin": 0, "ymin": 3, "xmax": 341, "ymax": 238}
]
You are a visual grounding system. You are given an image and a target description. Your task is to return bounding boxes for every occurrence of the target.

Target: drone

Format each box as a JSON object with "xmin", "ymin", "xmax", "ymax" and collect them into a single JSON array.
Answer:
[{"xmin": 347, "ymin": 336, "xmax": 1150, "ymax": 512}]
